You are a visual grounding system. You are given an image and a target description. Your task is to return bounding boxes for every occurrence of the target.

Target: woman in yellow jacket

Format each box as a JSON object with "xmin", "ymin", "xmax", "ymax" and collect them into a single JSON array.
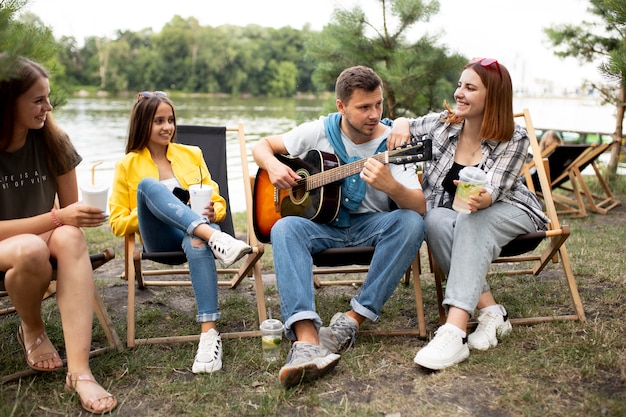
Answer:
[{"xmin": 109, "ymin": 91, "xmax": 251, "ymax": 374}]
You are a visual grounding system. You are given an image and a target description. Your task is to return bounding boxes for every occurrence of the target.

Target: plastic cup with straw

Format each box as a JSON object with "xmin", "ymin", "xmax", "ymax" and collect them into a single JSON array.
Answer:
[
  {"xmin": 189, "ymin": 166, "xmax": 212, "ymax": 221},
  {"xmin": 91, "ymin": 161, "xmax": 103, "ymax": 186},
  {"xmin": 80, "ymin": 161, "xmax": 109, "ymax": 216}
]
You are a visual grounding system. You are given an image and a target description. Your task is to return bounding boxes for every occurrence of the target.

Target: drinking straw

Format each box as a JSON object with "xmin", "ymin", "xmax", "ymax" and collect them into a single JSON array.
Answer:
[
  {"xmin": 199, "ymin": 166, "xmax": 203, "ymax": 187},
  {"xmin": 91, "ymin": 161, "xmax": 103, "ymax": 185}
]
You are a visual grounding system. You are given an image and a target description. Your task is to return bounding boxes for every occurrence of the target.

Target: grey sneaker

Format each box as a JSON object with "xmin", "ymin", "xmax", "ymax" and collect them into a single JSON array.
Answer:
[
  {"xmin": 319, "ymin": 312, "xmax": 358, "ymax": 354},
  {"xmin": 413, "ymin": 326, "xmax": 470, "ymax": 370},
  {"xmin": 467, "ymin": 310, "xmax": 512, "ymax": 351},
  {"xmin": 278, "ymin": 342, "xmax": 340, "ymax": 388},
  {"xmin": 208, "ymin": 231, "xmax": 252, "ymax": 267},
  {"xmin": 192, "ymin": 328, "xmax": 223, "ymax": 374}
]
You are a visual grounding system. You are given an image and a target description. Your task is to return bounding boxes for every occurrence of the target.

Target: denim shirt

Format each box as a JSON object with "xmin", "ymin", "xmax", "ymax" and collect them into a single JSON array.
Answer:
[{"xmin": 407, "ymin": 111, "xmax": 549, "ymax": 231}]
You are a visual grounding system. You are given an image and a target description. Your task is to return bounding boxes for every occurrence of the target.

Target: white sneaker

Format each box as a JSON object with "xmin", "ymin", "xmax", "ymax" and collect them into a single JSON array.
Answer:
[
  {"xmin": 467, "ymin": 311, "xmax": 512, "ymax": 351},
  {"xmin": 192, "ymin": 329, "xmax": 223, "ymax": 374},
  {"xmin": 413, "ymin": 326, "xmax": 469, "ymax": 370},
  {"xmin": 208, "ymin": 231, "xmax": 252, "ymax": 267}
]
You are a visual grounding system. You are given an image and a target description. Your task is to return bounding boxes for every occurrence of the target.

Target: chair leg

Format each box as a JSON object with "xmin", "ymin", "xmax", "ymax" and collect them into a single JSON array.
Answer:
[
  {"xmin": 433, "ymin": 265, "xmax": 447, "ymax": 325},
  {"xmin": 508, "ymin": 245, "xmax": 585, "ymax": 326},
  {"xmin": 427, "ymin": 248, "xmax": 447, "ymax": 325},
  {"xmin": 313, "ymin": 276, "xmax": 322, "ymax": 289},
  {"xmin": 92, "ymin": 289, "xmax": 124, "ymax": 352},
  {"xmin": 252, "ymin": 262, "xmax": 267, "ymax": 323},
  {"xmin": 576, "ymin": 163, "xmax": 621, "ymax": 214},
  {"xmin": 89, "ymin": 248, "xmax": 124, "ymax": 352},
  {"xmin": 127, "ymin": 272, "xmax": 136, "ymax": 348},
  {"xmin": 410, "ymin": 255, "xmax": 427, "ymax": 338}
]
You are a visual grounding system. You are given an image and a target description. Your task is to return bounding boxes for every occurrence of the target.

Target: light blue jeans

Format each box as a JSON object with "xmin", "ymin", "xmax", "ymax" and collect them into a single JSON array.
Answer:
[
  {"xmin": 137, "ymin": 178, "xmax": 221, "ymax": 323},
  {"xmin": 271, "ymin": 210, "xmax": 426, "ymax": 340},
  {"xmin": 425, "ymin": 202, "xmax": 535, "ymax": 317}
]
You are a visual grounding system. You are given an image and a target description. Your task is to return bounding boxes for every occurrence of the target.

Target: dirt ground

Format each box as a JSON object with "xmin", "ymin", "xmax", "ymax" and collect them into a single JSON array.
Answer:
[{"xmin": 3, "ymin": 201, "xmax": 624, "ymax": 416}]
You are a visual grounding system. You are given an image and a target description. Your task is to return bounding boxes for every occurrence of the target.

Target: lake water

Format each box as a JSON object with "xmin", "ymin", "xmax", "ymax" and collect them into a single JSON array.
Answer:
[{"xmin": 56, "ymin": 95, "xmax": 619, "ymax": 213}]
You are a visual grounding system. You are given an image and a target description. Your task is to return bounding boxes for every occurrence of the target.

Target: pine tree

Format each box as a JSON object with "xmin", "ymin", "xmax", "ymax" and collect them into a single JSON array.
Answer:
[
  {"xmin": 0, "ymin": 0, "xmax": 63, "ymax": 100},
  {"xmin": 545, "ymin": 0, "xmax": 626, "ymax": 176}
]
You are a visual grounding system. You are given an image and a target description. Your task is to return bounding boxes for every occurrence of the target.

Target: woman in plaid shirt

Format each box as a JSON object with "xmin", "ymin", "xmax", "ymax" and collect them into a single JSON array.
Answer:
[{"xmin": 388, "ymin": 58, "xmax": 548, "ymax": 370}]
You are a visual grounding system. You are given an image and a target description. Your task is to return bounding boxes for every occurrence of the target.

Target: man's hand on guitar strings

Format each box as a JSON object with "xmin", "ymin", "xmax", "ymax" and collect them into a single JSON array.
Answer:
[
  {"xmin": 360, "ymin": 158, "xmax": 395, "ymax": 193},
  {"xmin": 265, "ymin": 157, "xmax": 301, "ymax": 189}
]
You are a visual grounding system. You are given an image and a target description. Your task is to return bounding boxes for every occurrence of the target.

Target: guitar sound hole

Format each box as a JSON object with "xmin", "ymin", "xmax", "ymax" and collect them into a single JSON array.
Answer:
[{"xmin": 290, "ymin": 184, "xmax": 307, "ymax": 204}]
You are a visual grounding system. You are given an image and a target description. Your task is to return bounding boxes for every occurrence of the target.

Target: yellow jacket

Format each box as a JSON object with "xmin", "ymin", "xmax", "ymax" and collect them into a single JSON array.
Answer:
[{"xmin": 109, "ymin": 143, "xmax": 226, "ymax": 237}]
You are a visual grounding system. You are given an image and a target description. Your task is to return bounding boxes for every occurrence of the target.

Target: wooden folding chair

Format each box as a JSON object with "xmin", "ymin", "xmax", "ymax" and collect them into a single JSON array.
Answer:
[
  {"xmin": 525, "ymin": 142, "xmax": 621, "ymax": 217},
  {"xmin": 1, "ymin": 248, "xmax": 124, "ymax": 384},
  {"xmin": 431, "ymin": 108, "xmax": 586, "ymax": 327},
  {"xmin": 123, "ymin": 124, "xmax": 266, "ymax": 347},
  {"xmin": 548, "ymin": 142, "xmax": 621, "ymax": 215}
]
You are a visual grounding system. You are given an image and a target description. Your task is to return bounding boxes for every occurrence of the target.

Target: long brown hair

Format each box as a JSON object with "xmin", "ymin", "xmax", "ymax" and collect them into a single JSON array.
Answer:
[
  {"xmin": 0, "ymin": 55, "xmax": 76, "ymax": 177},
  {"xmin": 443, "ymin": 59, "xmax": 515, "ymax": 142},
  {"xmin": 125, "ymin": 94, "xmax": 176, "ymax": 154}
]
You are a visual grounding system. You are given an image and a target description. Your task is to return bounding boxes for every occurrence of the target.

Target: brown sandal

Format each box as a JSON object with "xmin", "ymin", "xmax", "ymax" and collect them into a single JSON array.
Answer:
[
  {"xmin": 17, "ymin": 325, "xmax": 62, "ymax": 372},
  {"xmin": 65, "ymin": 373, "xmax": 117, "ymax": 414}
]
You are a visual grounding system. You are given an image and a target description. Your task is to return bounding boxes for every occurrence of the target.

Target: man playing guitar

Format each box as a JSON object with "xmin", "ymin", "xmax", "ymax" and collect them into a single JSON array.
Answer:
[{"xmin": 252, "ymin": 65, "xmax": 426, "ymax": 388}]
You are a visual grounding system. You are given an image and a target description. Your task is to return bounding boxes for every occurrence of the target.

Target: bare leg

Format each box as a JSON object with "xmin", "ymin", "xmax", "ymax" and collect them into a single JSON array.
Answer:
[
  {"xmin": 48, "ymin": 226, "xmax": 116, "ymax": 413},
  {"xmin": 293, "ymin": 320, "xmax": 320, "ymax": 344},
  {"xmin": 446, "ymin": 306, "xmax": 471, "ymax": 332},
  {"xmin": 1, "ymin": 234, "xmax": 62, "ymax": 370},
  {"xmin": 201, "ymin": 322, "xmax": 217, "ymax": 332},
  {"xmin": 476, "ymin": 291, "xmax": 497, "ymax": 310},
  {"xmin": 345, "ymin": 310, "xmax": 364, "ymax": 328},
  {"xmin": 447, "ymin": 291, "xmax": 496, "ymax": 331},
  {"xmin": 191, "ymin": 223, "xmax": 218, "ymax": 241}
]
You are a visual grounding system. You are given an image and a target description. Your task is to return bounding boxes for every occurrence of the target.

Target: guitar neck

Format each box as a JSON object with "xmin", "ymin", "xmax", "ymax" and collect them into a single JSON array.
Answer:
[{"xmin": 302, "ymin": 152, "xmax": 389, "ymax": 190}]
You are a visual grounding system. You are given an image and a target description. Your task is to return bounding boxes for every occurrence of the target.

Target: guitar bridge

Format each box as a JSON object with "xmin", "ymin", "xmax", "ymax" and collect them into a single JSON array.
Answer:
[{"xmin": 273, "ymin": 186, "xmax": 280, "ymax": 212}]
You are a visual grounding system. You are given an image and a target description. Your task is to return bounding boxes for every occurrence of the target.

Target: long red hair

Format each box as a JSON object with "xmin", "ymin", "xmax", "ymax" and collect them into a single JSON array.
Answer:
[{"xmin": 443, "ymin": 59, "xmax": 515, "ymax": 142}]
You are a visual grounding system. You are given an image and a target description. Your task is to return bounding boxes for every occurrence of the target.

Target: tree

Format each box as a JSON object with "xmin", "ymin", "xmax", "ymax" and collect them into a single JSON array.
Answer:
[
  {"xmin": 56, "ymin": 35, "xmax": 85, "ymax": 87},
  {"xmin": 305, "ymin": 0, "xmax": 464, "ymax": 119},
  {"xmin": 152, "ymin": 16, "xmax": 195, "ymax": 90},
  {"xmin": 0, "ymin": 1, "xmax": 63, "ymax": 103},
  {"xmin": 115, "ymin": 29, "xmax": 159, "ymax": 92},
  {"xmin": 266, "ymin": 60, "xmax": 298, "ymax": 97},
  {"xmin": 545, "ymin": 0, "xmax": 625, "ymax": 176}
]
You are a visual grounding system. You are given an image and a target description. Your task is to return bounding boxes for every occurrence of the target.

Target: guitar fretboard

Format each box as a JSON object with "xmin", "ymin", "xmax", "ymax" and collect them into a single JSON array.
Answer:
[{"xmin": 298, "ymin": 150, "xmax": 394, "ymax": 191}]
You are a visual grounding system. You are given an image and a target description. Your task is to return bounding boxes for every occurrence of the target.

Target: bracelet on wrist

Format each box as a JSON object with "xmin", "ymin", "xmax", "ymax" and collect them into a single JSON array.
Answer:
[{"xmin": 50, "ymin": 208, "xmax": 63, "ymax": 227}]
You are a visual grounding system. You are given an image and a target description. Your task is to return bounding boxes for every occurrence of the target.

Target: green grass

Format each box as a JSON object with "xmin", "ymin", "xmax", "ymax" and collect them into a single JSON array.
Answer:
[{"xmin": 1, "ymin": 180, "xmax": 625, "ymax": 416}]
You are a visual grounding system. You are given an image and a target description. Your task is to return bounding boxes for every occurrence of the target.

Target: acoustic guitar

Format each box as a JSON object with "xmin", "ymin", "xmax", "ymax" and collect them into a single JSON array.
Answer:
[{"xmin": 253, "ymin": 138, "xmax": 432, "ymax": 243}]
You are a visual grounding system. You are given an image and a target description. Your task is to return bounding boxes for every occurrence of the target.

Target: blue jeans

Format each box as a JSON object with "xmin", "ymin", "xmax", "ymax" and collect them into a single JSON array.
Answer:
[
  {"xmin": 271, "ymin": 210, "xmax": 426, "ymax": 340},
  {"xmin": 425, "ymin": 203, "xmax": 535, "ymax": 317},
  {"xmin": 137, "ymin": 178, "xmax": 221, "ymax": 323}
]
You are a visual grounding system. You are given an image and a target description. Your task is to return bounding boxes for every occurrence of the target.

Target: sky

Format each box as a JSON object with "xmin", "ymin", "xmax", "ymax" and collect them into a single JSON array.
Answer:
[{"xmin": 23, "ymin": 0, "xmax": 605, "ymax": 94}]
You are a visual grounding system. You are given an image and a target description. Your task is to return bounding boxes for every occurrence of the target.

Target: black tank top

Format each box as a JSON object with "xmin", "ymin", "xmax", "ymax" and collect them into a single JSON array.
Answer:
[{"xmin": 442, "ymin": 161, "xmax": 465, "ymax": 196}]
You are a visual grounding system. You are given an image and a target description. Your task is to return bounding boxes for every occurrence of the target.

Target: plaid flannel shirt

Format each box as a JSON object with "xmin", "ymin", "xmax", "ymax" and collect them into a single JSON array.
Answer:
[{"xmin": 408, "ymin": 111, "xmax": 549, "ymax": 231}]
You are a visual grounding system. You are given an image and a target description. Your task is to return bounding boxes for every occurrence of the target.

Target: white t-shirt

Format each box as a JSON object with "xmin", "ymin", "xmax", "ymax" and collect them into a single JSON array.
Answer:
[
  {"xmin": 160, "ymin": 177, "xmax": 181, "ymax": 192},
  {"xmin": 282, "ymin": 117, "xmax": 421, "ymax": 214}
]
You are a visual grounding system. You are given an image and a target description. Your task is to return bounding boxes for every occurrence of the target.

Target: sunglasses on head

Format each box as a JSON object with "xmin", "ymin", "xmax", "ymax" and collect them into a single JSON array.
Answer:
[
  {"xmin": 137, "ymin": 91, "xmax": 167, "ymax": 101},
  {"xmin": 469, "ymin": 58, "xmax": 502, "ymax": 79}
]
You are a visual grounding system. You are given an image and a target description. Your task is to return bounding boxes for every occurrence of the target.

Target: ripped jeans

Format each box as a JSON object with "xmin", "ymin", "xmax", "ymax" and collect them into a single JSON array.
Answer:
[{"xmin": 136, "ymin": 178, "xmax": 221, "ymax": 322}]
